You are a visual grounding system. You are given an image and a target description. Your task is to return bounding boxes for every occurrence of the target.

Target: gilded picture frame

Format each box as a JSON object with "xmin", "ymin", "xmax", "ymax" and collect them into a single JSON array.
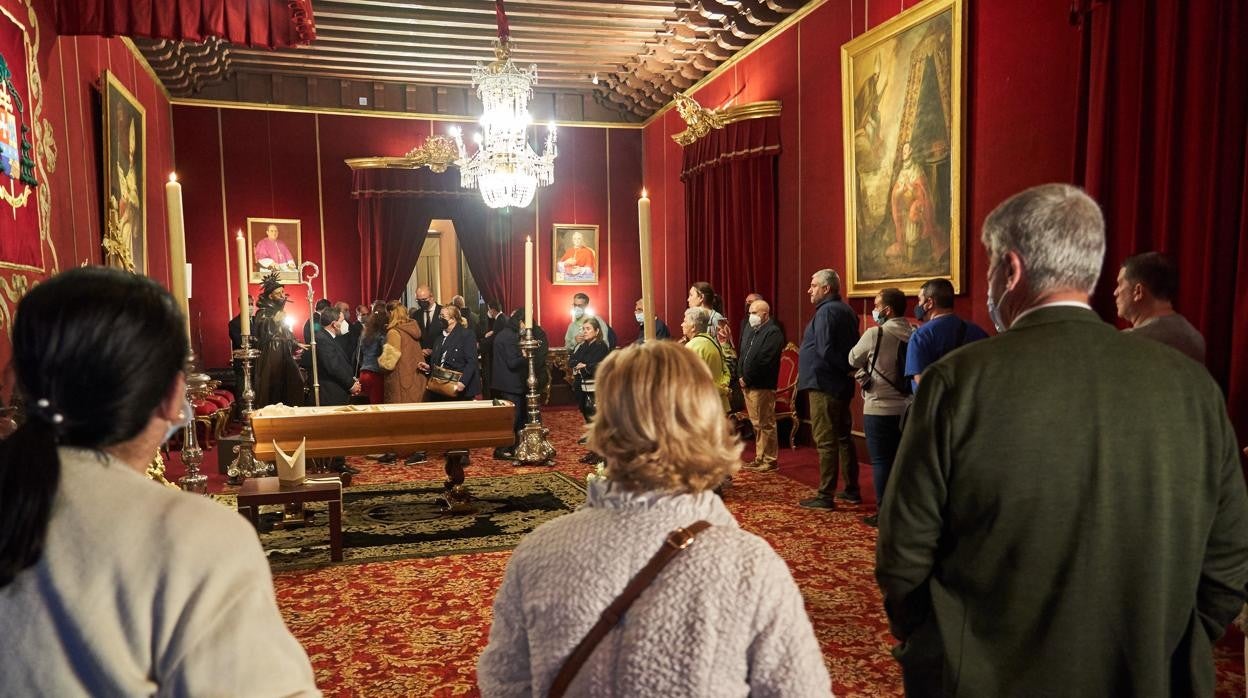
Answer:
[
  {"xmin": 841, "ymin": 0, "xmax": 964, "ymax": 297},
  {"xmin": 552, "ymin": 224, "xmax": 599, "ymax": 286},
  {"xmin": 247, "ymin": 217, "xmax": 302, "ymax": 283},
  {"xmin": 101, "ymin": 69, "xmax": 146, "ymax": 275}
]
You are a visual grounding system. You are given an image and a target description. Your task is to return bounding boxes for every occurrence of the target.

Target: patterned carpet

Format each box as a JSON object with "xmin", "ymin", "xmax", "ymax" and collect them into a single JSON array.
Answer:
[
  {"xmin": 214, "ymin": 473, "xmax": 585, "ymax": 570},
  {"xmin": 258, "ymin": 408, "xmax": 1244, "ymax": 697}
]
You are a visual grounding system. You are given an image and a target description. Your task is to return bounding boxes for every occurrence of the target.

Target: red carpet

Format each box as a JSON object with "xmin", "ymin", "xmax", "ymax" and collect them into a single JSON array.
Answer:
[{"xmin": 183, "ymin": 409, "xmax": 1244, "ymax": 696}]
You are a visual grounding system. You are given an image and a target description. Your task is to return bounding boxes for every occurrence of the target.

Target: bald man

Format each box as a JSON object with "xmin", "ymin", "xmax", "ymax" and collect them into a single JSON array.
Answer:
[
  {"xmin": 738, "ymin": 299, "xmax": 785, "ymax": 471},
  {"xmin": 413, "ymin": 285, "xmax": 445, "ymax": 357}
]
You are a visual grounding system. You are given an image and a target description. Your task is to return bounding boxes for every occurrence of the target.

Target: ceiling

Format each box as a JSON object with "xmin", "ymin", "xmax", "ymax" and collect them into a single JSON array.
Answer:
[{"xmin": 135, "ymin": 0, "xmax": 814, "ymax": 123}]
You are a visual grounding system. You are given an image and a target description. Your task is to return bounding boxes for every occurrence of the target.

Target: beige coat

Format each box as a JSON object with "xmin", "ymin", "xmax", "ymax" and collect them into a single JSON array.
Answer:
[{"xmin": 380, "ymin": 320, "xmax": 427, "ymax": 403}]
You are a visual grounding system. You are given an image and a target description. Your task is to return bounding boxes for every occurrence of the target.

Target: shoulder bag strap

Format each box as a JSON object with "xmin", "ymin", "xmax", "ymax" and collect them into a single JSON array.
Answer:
[
  {"xmin": 870, "ymin": 327, "xmax": 908, "ymax": 394},
  {"xmin": 549, "ymin": 520, "xmax": 713, "ymax": 698},
  {"xmin": 867, "ymin": 325, "xmax": 883, "ymax": 374}
]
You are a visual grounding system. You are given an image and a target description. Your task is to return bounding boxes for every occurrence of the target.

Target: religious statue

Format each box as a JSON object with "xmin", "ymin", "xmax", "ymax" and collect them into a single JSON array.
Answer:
[{"xmin": 252, "ymin": 270, "xmax": 305, "ymax": 408}]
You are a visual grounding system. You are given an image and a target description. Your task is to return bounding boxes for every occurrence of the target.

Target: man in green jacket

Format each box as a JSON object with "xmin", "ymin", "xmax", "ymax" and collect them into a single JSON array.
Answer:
[{"xmin": 876, "ymin": 183, "xmax": 1248, "ymax": 696}]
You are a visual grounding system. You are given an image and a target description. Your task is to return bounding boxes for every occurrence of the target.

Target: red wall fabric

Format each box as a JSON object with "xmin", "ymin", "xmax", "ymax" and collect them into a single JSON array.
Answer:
[
  {"xmin": 174, "ymin": 108, "xmax": 646, "ymax": 367},
  {"xmin": 53, "ymin": 0, "xmax": 315, "ymax": 48},
  {"xmin": 0, "ymin": 0, "xmax": 176, "ymax": 387}
]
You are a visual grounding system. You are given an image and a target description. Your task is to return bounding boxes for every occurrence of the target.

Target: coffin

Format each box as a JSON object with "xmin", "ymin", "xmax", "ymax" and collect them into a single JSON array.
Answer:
[{"xmin": 250, "ymin": 401, "xmax": 516, "ymax": 460}]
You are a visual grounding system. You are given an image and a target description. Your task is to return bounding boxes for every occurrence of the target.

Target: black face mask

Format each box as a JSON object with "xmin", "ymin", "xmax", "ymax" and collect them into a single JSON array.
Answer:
[{"xmin": 417, "ymin": 299, "xmax": 431, "ymax": 309}]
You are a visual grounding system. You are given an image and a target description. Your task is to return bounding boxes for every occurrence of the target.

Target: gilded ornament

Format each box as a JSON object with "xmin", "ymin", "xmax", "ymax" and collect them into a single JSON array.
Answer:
[{"xmin": 670, "ymin": 94, "xmax": 781, "ymax": 146}]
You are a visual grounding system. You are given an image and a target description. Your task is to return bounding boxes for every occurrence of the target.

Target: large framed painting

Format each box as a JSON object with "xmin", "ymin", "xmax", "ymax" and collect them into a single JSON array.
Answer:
[
  {"xmin": 841, "ymin": 0, "xmax": 964, "ymax": 297},
  {"xmin": 101, "ymin": 70, "xmax": 146, "ymax": 274},
  {"xmin": 247, "ymin": 217, "xmax": 302, "ymax": 282},
  {"xmin": 552, "ymin": 224, "xmax": 599, "ymax": 286}
]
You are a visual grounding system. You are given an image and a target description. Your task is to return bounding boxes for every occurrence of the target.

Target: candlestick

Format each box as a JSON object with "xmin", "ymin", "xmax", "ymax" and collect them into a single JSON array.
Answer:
[
  {"xmin": 235, "ymin": 230, "xmax": 250, "ymax": 336},
  {"xmin": 166, "ymin": 174, "xmax": 189, "ymax": 339},
  {"xmin": 524, "ymin": 235, "xmax": 534, "ymax": 328},
  {"xmin": 226, "ymin": 333, "xmax": 265, "ymax": 484},
  {"xmin": 638, "ymin": 190, "xmax": 656, "ymax": 342},
  {"xmin": 514, "ymin": 327, "xmax": 556, "ymax": 466}
]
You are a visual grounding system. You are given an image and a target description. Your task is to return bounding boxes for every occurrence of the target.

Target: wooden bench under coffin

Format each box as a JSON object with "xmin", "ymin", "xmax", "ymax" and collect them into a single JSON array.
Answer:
[{"xmin": 250, "ymin": 401, "xmax": 517, "ymax": 511}]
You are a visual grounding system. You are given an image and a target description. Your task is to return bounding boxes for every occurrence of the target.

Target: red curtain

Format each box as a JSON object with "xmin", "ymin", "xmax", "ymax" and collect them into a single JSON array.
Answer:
[
  {"xmin": 352, "ymin": 168, "xmax": 499, "ymax": 305},
  {"xmin": 458, "ymin": 210, "xmax": 511, "ymax": 311},
  {"xmin": 1074, "ymin": 0, "xmax": 1248, "ymax": 446},
  {"xmin": 682, "ymin": 117, "xmax": 781, "ymax": 329},
  {"xmin": 54, "ymin": 0, "xmax": 316, "ymax": 48}
]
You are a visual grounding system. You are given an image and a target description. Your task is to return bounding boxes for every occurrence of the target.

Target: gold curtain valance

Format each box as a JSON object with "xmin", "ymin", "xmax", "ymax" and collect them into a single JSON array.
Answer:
[
  {"xmin": 671, "ymin": 94, "xmax": 782, "ymax": 146},
  {"xmin": 345, "ymin": 135, "xmax": 459, "ymax": 173}
]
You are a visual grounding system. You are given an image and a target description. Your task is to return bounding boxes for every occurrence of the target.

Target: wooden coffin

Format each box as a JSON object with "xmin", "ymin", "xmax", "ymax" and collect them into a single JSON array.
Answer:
[{"xmin": 250, "ymin": 400, "xmax": 516, "ymax": 460}]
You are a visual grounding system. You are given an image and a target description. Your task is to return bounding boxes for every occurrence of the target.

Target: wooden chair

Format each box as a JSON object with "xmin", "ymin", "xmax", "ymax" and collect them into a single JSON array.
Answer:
[{"xmin": 774, "ymin": 342, "xmax": 800, "ymax": 448}]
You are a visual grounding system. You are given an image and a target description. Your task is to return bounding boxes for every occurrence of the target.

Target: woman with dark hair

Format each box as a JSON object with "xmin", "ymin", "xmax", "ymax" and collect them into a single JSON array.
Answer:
[
  {"xmin": 569, "ymin": 317, "xmax": 611, "ymax": 463},
  {"xmin": 419, "ymin": 304, "xmax": 481, "ymax": 400},
  {"xmin": 0, "ymin": 267, "xmax": 316, "ymax": 695},
  {"xmin": 357, "ymin": 300, "xmax": 389, "ymax": 404},
  {"xmin": 688, "ymin": 281, "xmax": 732, "ymax": 348}
]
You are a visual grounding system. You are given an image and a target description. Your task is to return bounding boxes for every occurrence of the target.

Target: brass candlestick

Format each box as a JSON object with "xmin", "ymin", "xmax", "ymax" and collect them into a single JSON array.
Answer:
[
  {"xmin": 177, "ymin": 349, "xmax": 211, "ymax": 494},
  {"xmin": 227, "ymin": 333, "xmax": 268, "ymax": 484},
  {"xmin": 514, "ymin": 327, "xmax": 556, "ymax": 465}
]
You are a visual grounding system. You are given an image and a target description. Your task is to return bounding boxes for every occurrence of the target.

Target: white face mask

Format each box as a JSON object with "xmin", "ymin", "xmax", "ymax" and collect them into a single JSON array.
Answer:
[
  {"xmin": 748, "ymin": 314, "xmax": 763, "ymax": 328},
  {"xmin": 571, "ymin": 306, "xmax": 585, "ymax": 320},
  {"xmin": 635, "ymin": 312, "xmax": 645, "ymax": 323},
  {"xmin": 338, "ymin": 320, "xmax": 349, "ymax": 335},
  {"xmin": 163, "ymin": 398, "xmax": 194, "ymax": 444},
  {"xmin": 872, "ymin": 309, "xmax": 885, "ymax": 325}
]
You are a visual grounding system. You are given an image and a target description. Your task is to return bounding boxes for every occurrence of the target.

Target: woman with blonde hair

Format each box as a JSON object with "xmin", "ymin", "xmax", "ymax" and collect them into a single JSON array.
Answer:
[
  {"xmin": 379, "ymin": 301, "xmax": 426, "ymax": 404},
  {"xmin": 478, "ymin": 341, "xmax": 830, "ymax": 697}
]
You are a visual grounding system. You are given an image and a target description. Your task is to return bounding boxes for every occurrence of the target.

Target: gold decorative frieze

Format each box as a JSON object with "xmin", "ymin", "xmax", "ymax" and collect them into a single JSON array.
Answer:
[
  {"xmin": 345, "ymin": 134, "xmax": 459, "ymax": 173},
  {"xmin": 671, "ymin": 94, "xmax": 782, "ymax": 146}
]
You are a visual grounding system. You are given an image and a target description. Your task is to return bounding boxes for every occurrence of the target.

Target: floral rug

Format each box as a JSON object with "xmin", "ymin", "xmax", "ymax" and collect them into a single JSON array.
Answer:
[{"xmin": 216, "ymin": 472, "xmax": 586, "ymax": 570}]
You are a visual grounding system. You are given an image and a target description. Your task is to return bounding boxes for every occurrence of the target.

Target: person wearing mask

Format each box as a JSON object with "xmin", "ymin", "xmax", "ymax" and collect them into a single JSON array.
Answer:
[
  {"xmin": 420, "ymin": 304, "xmax": 482, "ymax": 401},
  {"xmin": 632, "ymin": 297, "xmax": 671, "ymax": 343},
  {"xmin": 489, "ymin": 310, "xmax": 527, "ymax": 460},
  {"xmin": 796, "ymin": 269, "xmax": 861, "ymax": 509},
  {"xmin": 303, "ymin": 298, "xmax": 332, "ymax": 344},
  {"xmin": 0, "ymin": 267, "xmax": 318, "ymax": 696},
  {"xmin": 738, "ymin": 292, "xmax": 763, "ymax": 347},
  {"xmin": 1113, "ymin": 251, "xmax": 1206, "ymax": 363},
  {"xmin": 738, "ymin": 299, "xmax": 785, "ymax": 472},
  {"xmin": 564, "ymin": 292, "xmax": 615, "ymax": 349},
  {"xmin": 847, "ymin": 288, "xmax": 913, "ymax": 526},
  {"xmin": 357, "ymin": 301, "xmax": 388, "ymax": 405},
  {"xmin": 380, "ymin": 302, "xmax": 428, "ymax": 464},
  {"xmin": 333, "ymin": 301, "xmax": 362, "ymax": 367},
  {"xmin": 305, "ymin": 306, "xmax": 361, "ymax": 408},
  {"xmin": 877, "ymin": 184, "xmax": 1248, "ymax": 695},
  {"xmin": 477, "ymin": 341, "xmax": 831, "ymax": 697},
  {"xmin": 569, "ymin": 317, "xmax": 610, "ymax": 462},
  {"xmin": 412, "ymin": 285, "xmax": 446, "ymax": 359},
  {"xmin": 905, "ymin": 277, "xmax": 989, "ymax": 392},
  {"xmin": 681, "ymin": 307, "xmax": 732, "ymax": 413},
  {"xmin": 451, "ymin": 295, "xmax": 478, "ymax": 339}
]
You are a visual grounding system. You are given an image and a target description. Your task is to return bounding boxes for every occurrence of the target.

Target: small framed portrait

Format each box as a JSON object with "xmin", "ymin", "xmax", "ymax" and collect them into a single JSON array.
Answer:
[
  {"xmin": 247, "ymin": 217, "xmax": 302, "ymax": 282},
  {"xmin": 552, "ymin": 224, "xmax": 599, "ymax": 286}
]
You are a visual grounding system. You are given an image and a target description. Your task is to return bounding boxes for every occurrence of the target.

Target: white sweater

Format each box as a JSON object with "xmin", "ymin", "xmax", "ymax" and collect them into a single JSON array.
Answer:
[
  {"xmin": 478, "ymin": 479, "xmax": 832, "ymax": 697},
  {"xmin": 0, "ymin": 447, "xmax": 319, "ymax": 697}
]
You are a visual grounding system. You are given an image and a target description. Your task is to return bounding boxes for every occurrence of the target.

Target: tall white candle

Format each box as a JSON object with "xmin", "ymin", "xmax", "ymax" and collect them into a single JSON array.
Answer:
[
  {"xmin": 638, "ymin": 189, "xmax": 656, "ymax": 342},
  {"xmin": 236, "ymin": 230, "xmax": 250, "ymax": 336},
  {"xmin": 524, "ymin": 235, "xmax": 534, "ymax": 329},
  {"xmin": 165, "ymin": 173, "xmax": 190, "ymax": 339}
]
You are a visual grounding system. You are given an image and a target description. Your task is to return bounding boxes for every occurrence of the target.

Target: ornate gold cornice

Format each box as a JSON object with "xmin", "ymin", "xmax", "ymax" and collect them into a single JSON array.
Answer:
[
  {"xmin": 671, "ymin": 94, "xmax": 781, "ymax": 146},
  {"xmin": 345, "ymin": 134, "xmax": 460, "ymax": 172}
]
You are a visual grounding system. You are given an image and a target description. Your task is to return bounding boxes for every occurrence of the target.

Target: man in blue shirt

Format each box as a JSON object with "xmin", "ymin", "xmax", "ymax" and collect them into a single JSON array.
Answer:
[
  {"xmin": 797, "ymin": 269, "xmax": 861, "ymax": 509},
  {"xmin": 904, "ymin": 278, "xmax": 989, "ymax": 391}
]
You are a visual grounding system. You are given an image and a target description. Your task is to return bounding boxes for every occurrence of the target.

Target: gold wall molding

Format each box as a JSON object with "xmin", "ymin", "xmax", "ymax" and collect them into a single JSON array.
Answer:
[
  {"xmin": 671, "ymin": 94, "xmax": 782, "ymax": 146},
  {"xmin": 170, "ymin": 97, "xmax": 645, "ymax": 130}
]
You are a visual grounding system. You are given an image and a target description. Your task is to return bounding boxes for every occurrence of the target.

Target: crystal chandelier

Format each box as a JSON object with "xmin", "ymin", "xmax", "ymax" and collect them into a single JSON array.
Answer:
[{"xmin": 451, "ymin": 2, "xmax": 557, "ymax": 209}]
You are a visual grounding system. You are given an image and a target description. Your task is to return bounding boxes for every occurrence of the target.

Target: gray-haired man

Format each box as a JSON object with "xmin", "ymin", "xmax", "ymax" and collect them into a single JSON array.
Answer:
[{"xmin": 876, "ymin": 184, "xmax": 1248, "ymax": 695}]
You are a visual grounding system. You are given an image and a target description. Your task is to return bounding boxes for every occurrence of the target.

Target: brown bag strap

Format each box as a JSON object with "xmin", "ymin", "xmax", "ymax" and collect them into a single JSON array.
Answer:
[{"xmin": 548, "ymin": 520, "xmax": 713, "ymax": 698}]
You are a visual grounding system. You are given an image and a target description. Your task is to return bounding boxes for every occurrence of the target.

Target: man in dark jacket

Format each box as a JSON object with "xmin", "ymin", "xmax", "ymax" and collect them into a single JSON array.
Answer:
[
  {"xmin": 304, "ymin": 307, "xmax": 360, "ymax": 407},
  {"xmin": 738, "ymin": 299, "xmax": 785, "ymax": 472},
  {"xmin": 797, "ymin": 268, "xmax": 861, "ymax": 509},
  {"xmin": 490, "ymin": 311, "xmax": 527, "ymax": 459},
  {"xmin": 877, "ymin": 184, "xmax": 1248, "ymax": 696},
  {"xmin": 303, "ymin": 306, "xmax": 362, "ymax": 475}
]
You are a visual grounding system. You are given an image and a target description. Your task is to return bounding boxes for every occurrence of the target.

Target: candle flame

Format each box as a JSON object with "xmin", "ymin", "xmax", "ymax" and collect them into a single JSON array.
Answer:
[
  {"xmin": 168, "ymin": 173, "xmax": 178, "ymax": 183},
  {"xmin": 641, "ymin": 188, "xmax": 648, "ymax": 198}
]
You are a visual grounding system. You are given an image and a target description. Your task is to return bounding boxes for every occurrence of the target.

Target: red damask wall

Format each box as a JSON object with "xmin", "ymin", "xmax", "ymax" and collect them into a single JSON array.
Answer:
[
  {"xmin": 0, "ymin": 0, "xmax": 175, "ymax": 385},
  {"xmin": 642, "ymin": 0, "xmax": 1082, "ymax": 338},
  {"xmin": 173, "ymin": 105, "xmax": 645, "ymax": 368}
]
